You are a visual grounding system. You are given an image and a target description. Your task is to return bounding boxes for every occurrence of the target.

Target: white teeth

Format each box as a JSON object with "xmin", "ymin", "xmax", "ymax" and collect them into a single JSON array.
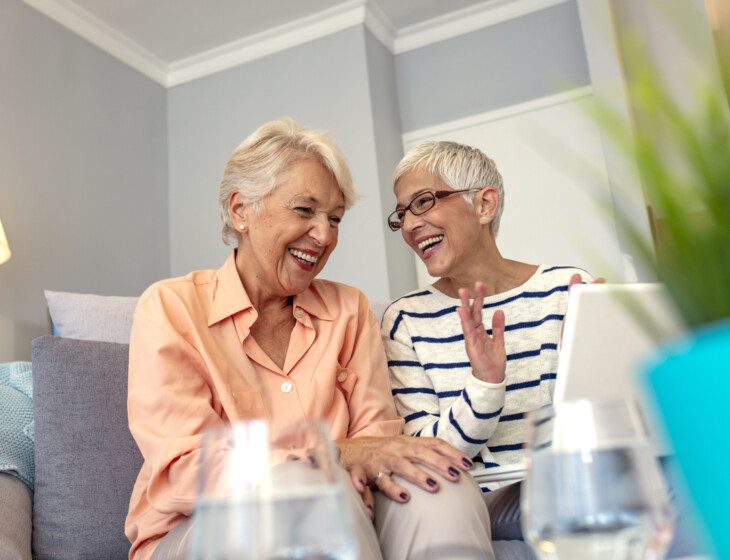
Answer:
[
  {"xmin": 289, "ymin": 249, "xmax": 319, "ymax": 263},
  {"xmin": 417, "ymin": 235, "xmax": 444, "ymax": 251}
]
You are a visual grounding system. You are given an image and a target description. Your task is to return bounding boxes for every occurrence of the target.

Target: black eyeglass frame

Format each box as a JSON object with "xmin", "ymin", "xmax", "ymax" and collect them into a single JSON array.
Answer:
[{"xmin": 387, "ymin": 187, "xmax": 483, "ymax": 231}]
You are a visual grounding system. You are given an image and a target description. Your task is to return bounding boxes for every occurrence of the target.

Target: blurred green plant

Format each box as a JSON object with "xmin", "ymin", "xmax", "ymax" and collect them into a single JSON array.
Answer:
[{"xmin": 592, "ymin": 33, "xmax": 730, "ymax": 330}]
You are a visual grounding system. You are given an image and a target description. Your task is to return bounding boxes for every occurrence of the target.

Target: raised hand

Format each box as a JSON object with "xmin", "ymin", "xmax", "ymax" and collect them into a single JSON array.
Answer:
[
  {"xmin": 336, "ymin": 435, "xmax": 473, "ymax": 504},
  {"xmin": 457, "ymin": 282, "xmax": 506, "ymax": 384}
]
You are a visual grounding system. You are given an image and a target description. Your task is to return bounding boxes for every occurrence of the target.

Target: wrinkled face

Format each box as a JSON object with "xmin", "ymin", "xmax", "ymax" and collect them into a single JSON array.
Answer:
[
  {"xmin": 237, "ymin": 158, "xmax": 345, "ymax": 297},
  {"xmin": 394, "ymin": 168, "xmax": 482, "ymax": 279}
]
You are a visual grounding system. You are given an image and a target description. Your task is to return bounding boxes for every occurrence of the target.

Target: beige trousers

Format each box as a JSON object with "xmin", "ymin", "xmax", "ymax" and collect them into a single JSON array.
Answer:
[
  {"xmin": 151, "ymin": 464, "xmax": 495, "ymax": 560},
  {"xmin": 375, "ymin": 467, "xmax": 495, "ymax": 560}
]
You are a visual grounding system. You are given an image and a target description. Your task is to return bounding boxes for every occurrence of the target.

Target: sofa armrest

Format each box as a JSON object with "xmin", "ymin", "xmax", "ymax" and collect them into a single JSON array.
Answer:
[
  {"xmin": 31, "ymin": 336, "xmax": 140, "ymax": 560},
  {"xmin": 0, "ymin": 473, "xmax": 32, "ymax": 560}
]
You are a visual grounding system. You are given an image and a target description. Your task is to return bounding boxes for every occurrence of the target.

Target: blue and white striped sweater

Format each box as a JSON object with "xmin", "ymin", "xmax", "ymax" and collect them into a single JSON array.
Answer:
[{"xmin": 381, "ymin": 265, "xmax": 591, "ymax": 488}]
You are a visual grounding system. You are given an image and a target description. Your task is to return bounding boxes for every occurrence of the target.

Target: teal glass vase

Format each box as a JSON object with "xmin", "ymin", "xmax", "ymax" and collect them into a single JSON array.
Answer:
[{"xmin": 645, "ymin": 320, "xmax": 730, "ymax": 559}]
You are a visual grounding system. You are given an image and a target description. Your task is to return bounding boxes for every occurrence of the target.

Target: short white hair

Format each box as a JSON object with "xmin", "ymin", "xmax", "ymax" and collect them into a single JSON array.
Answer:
[
  {"xmin": 219, "ymin": 118, "xmax": 357, "ymax": 244},
  {"xmin": 393, "ymin": 140, "xmax": 505, "ymax": 236}
]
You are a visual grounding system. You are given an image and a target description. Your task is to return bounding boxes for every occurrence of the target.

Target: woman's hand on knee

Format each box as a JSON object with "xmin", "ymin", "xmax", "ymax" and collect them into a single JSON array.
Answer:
[
  {"xmin": 348, "ymin": 463, "xmax": 375, "ymax": 520},
  {"xmin": 336, "ymin": 436, "xmax": 473, "ymax": 503},
  {"xmin": 404, "ymin": 436, "xmax": 475, "ymax": 485}
]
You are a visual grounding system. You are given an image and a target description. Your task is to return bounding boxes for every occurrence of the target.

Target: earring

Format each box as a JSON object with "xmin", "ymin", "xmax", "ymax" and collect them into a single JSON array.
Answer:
[
  {"xmin": 238, "ymin": 224, "xmax": 245, "ymax": 231},
  {"xmin": 480, "ymin": 216, "xmax": 489, "ymax": 224}
]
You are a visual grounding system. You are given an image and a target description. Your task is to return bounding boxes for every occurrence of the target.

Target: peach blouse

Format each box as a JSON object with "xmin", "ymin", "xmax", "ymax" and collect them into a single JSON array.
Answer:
[{"xmin": 125, "ymin": 253, "xmax": 403, "ymax": 559}]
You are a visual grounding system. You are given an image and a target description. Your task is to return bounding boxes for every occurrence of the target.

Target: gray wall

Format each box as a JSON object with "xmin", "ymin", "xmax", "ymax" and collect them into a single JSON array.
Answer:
[
  {"xmin": 363, "ymin": 29, "xmax": 416, "ymax": 299},
  {"xmin": 395, "ymin": 1, "xmax": 591, "ymax": 132},
  {"xmin": 0, "ymin": 0, "xmax": 599, "ymax": 360},
  {"xmin": 576, "ymin": 0, "xmax": 720, "ymax": 282},
  {"xmin": 0, "ymin": 0, "xmax": 169, "ymax": 360},
  {"xmin": 167, "ymin": 26, "xmax": 398, "ymax": 301},
  {"xmin": 164, "ymin": 1, "xmax": 593, "ymax": 304},
  {"xmin": 612, "ymin": 0, "xmax": 722, "ymax": 116}
]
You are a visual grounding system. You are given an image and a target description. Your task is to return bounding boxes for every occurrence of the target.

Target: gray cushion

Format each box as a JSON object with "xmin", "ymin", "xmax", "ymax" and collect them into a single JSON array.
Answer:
[
  {"xmin": 0, "ymin": 473, "xmax": 32, "ymax": 560},
  {"xmin": 492, "ymin": 541, "xmax": 538, "ymax": 560},
  {"xmin": 44, "ymin": 290, "xmax": 138, "ymax": 343},
  {"xmin": 32, "ymin": 336, "xmax": 141, "ymax": 560}
]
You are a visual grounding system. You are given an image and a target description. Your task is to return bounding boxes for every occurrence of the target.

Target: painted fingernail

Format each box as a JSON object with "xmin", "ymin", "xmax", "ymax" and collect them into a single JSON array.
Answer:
[
  {"xmin": 462, "ymin": 458, "xmax": 473, "ymax": 468},
  {"xmin": 399, "ymin": 492, "xmax": 409, "ymax": 501},
  {"xmin": 426, "ymin": 477, "xmax": 437, "ymax": 488},
  {"xmin": 448, "ymin": 467, "xmax": 459, "ymax": 477}
]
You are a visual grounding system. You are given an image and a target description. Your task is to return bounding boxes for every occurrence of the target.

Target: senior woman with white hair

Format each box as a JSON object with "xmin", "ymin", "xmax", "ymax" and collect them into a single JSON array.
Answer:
[
  {"xmin": 381, "ymin": 140, "xmax": 594, "ymax": 541},
  {"xmin": 125, "ymin": 120, "xmax": 497, "ymax": 560}
]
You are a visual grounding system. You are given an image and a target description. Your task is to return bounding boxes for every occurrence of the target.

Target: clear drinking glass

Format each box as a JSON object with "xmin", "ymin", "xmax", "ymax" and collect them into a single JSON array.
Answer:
[
  {"xmin": 522, "ymin": 399, "xmax": 674, "ymax": 560},
  {"xmin": 188, "ymin": 419, "xmax": 357, "ymax": 560}
]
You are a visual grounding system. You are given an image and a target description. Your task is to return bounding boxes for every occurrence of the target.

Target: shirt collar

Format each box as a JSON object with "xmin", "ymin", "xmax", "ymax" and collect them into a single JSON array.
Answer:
[
  {"xmin": 293, "ymin": 283, "xmax": 334, "ymax": 322},
  {"xmin": 207, "ymin": 252, "xmax": 253, "ymax": 327},
  {"xmin": 208, "ymin": 251, "xmax": 334, "ymax": 326}
]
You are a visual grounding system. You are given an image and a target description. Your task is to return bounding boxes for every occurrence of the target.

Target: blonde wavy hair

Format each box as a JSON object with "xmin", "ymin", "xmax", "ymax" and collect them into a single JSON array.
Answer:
[{"xmin": 219, "ymin": 118, "xmax": 357, "ymax": 244}]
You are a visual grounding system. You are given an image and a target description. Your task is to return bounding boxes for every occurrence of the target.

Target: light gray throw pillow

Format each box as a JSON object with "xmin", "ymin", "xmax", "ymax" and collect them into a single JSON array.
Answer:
[
  {"xmin": 44, "ymin": 290, "xmax": 138, "ymax": 343},
  {"xmin": 32, "ymin": 336, "xmax": 142, "ymax": 560}
]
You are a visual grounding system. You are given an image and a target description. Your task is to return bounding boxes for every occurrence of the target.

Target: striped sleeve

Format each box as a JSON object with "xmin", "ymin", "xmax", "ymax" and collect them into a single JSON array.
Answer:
[{"xmin": 382, "ymin": 307, "xmax": 507, "ymax": 458}]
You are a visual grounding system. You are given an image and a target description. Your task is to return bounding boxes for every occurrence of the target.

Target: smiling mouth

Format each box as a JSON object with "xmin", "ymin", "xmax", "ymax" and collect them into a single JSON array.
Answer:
[
  {"xmin": 288, "ymin": 248, "xmax": 320, "ymax": 266},
  {"xmin": 417, "ymin": 235, "xmax": 444, "ymax": 255}
]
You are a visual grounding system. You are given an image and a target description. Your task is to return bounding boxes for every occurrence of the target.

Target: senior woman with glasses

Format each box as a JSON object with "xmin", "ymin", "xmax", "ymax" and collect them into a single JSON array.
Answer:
[
  {"xmin": 382, "ymin": 140, "xmax": 594, "ymax": 541},
  {"xmin": 125, "ymin": 120, "xmax": 497, "ymax": 560}
]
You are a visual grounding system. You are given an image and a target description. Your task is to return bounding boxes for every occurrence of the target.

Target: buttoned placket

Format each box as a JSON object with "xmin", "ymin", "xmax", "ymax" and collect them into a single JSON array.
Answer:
[{"xmin": 230, "ymin": 304, "xmax": 317, "ymax": 425}]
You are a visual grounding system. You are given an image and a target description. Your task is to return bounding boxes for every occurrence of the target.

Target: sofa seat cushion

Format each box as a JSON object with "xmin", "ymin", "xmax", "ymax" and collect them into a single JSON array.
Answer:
[{"xmin": 32, "ymin": 336, "xmax": 142, "ymax": 560}]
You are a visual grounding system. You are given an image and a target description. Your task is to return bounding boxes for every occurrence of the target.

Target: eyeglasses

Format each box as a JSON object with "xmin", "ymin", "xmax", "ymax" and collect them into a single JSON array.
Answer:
[{"xmin": 387, "ymin": 188, "xmax": 482, "ymax": 231}]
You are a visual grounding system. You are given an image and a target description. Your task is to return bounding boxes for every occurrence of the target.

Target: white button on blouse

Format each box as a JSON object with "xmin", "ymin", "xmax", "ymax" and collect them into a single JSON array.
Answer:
[{"xmin": 280, "ymin": 381, "xmax": 293, "ymax": 393}]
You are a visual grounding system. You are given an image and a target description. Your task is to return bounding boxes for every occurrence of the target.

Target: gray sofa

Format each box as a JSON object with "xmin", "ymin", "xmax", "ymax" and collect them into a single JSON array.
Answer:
[
  {"xmin": 1, "ymin": 336, "xmax": 140, "ymax": 560},
  {"xmin": 1, "ymin": 334, "xmax": 539, "ymax": 560}
]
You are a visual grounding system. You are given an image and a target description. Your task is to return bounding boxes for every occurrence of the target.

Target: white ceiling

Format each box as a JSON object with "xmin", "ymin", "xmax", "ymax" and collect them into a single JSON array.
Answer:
[
  {"xmin": 22, "ymin": 0, "xmax": 568, "ymax": 86},
  {"xmin": 65, "ymin": 0, "xmax": 492, "ymax": 62}
]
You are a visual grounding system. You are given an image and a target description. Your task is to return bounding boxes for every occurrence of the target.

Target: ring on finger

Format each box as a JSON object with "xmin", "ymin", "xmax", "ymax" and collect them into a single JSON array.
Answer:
[{"xmin": 371, "ymin": 471, "xmax": 388, "ymax": 483}]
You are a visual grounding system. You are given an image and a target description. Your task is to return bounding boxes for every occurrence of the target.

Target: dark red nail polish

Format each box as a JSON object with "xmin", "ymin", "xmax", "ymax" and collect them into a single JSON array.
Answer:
[
  {"xmin": 427, "ymin": 477, "xmax": 437, "ymax": 487},
  {"xmin": 462, "ymin": 458, "xmax": 473, "ymax": 468},
  {"xmin": 448, "ymin": 467, "xmax": 459, "ymax": 477},
  {"xmin": 400, "ymin": 492, "xmax": 409, "ymax": 501}
]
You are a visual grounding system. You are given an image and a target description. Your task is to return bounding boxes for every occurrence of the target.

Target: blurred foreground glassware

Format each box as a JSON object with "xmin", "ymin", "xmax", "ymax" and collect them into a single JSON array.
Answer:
[
  {"xmin": 188, "ymin": 419, "xmax": 357, "ymax": 560},
  {"xmin": 522, "ymin": 399, "xmax": 674, "ymax": 560}
]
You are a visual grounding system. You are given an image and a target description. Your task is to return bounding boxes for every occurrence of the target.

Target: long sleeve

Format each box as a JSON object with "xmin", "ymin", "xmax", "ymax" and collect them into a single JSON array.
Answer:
[
  {"xmin": 383, "ymin": 309, "xmax": 506, "ymax": 459},
  {"xmin": 380, "ymin": 266, "xmax": 595, "ymax": 475},
  {"xmin": 339, "ymin": 293, "xmax": 404, "ymax": 438},
  {"xmin": 127, "ymin": 300, "xmax": 217, "ymax": 517}
]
